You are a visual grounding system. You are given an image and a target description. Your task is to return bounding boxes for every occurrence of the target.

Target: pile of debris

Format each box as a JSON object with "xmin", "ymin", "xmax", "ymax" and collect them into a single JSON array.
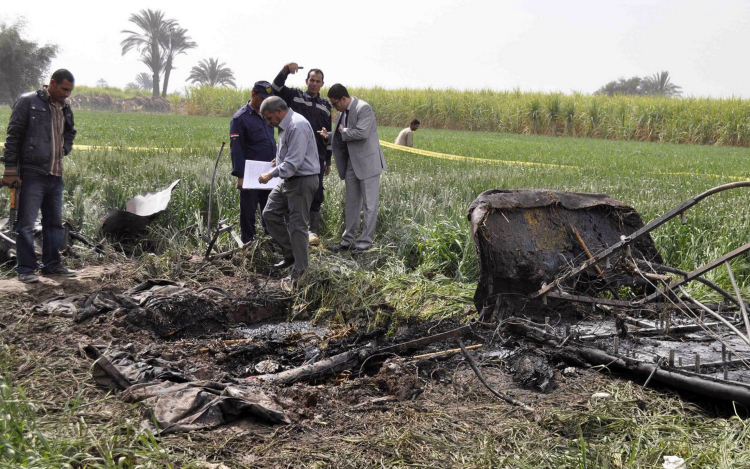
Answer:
[
  {"xmin": 12, "ymin": 182, "xmax": 750, "ymax": 438},
  {"xmin": 469, "ymin": 184, "xmax": 750, "ymax": 405}
]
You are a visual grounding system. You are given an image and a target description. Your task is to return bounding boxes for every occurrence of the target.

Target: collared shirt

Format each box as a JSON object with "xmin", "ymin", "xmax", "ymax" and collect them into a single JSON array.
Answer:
[
  {"xmin": 395, "ymin": 127, "xmax": 414, "ymax": 147},
  {"xmin": 43, "ymin": 87, "xmax": 66, "ymax": 176},
  {"xmin": 270, "ymin": 109, "xmax": 320, "ymax": 179},
  {"xmin": 272, "ymin": 68, "xmax": 332, "ymax": 164},
  {"xmin": 230, "ymin": 102, "xmax": 277, "ymax": 178},
  {"xmin": 335, "ymin": 99, "xmax": 355, "ymax": 151}
]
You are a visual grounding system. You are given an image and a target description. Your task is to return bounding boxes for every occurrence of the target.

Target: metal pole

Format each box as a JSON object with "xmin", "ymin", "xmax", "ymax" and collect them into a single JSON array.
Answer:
[
  {"xmin": 205, "ymin": 142, "xmax": 226, "ymax": 241},
  {"xmin": 725, "ymin": 261, "xmax": 750, "ymax": 338}
]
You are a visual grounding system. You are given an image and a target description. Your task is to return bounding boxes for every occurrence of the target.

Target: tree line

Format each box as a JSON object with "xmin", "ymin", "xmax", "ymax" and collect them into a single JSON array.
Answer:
[
  {"xmin": 0, "ymin": 10, "xmax": 237, "ymax": 106},
  {"xmin": 0, "ymin": 13, "xmax": 685, "ymax": 106},
  {"xmin": 121, "ymin": 9, "xmax": 236, "ymax": 97},
  {"xmin": 595, "ymin": 71, "xmax": 682, "ymax": 97}
]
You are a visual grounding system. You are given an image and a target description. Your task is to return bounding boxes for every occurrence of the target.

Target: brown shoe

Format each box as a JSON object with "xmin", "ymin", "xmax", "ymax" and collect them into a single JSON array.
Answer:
[{"xmin": 308, "ymin": 232, "xmax": 320, "ymax": 246}]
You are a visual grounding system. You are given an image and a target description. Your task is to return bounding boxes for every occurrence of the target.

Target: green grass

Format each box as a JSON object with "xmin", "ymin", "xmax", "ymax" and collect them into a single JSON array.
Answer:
[
  {"xmin": 3, "ymin": 110, "xmax": 750, "ymax": 466},
  {"xmin": 0, "ymin": 347, "xmax": 181, "ymax": 469},
  {"xmin": 2, "ymin": 108, "xmax": 750, "ymax": 304}
]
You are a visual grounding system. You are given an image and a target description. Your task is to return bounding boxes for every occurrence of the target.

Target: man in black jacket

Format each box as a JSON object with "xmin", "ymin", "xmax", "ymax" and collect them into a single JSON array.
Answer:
[
  {"xmin": 1, "ymin": 69, "xmax": 78, "ymax": 283},
  {"xmin": 272, "ymin": 63, "xmax": 331, "ymax": 246}
]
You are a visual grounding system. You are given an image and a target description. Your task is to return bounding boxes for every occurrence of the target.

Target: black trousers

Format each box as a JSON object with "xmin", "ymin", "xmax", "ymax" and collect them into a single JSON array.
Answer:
[
  {"xmin": 239, "ymin": 189, "xmax": 270, "ymax": 243},
  {"xmin": 310, "ymin": 159, "xmax": 326, "ymax": 213}
]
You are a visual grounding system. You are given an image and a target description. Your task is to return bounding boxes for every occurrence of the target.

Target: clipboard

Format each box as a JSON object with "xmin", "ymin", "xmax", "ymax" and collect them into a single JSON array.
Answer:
[{"xmin": 242, "ymin": 160, "xmax": 279, "ymax": 190}]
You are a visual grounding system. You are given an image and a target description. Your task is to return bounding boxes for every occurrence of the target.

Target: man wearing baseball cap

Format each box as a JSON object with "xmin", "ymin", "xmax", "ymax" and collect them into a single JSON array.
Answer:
[{"xmin": 229, "ymin": 81, "xmax": 276, "ymax": 243}]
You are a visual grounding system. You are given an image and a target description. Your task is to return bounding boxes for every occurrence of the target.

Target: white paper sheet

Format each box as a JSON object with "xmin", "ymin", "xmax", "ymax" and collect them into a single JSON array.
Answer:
[{"xmin": 242, "ymin": 160, "xmax": 279, "ymax": 190}]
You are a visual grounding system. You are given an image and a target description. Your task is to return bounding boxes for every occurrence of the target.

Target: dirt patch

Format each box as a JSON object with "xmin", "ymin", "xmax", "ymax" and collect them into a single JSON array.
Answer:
[
  {"xmin": 2, "ymin": 260, "xmax": 745, "ymax": 467},
  {"xmin": 0, "ymin": 265, "xmax": 119, "ymax": 298}
]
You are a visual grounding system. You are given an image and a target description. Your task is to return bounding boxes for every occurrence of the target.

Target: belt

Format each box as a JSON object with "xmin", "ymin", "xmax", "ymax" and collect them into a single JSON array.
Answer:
[{"xmin": 284, "ymin": 174, "xmax": 318, "ymax": 181}]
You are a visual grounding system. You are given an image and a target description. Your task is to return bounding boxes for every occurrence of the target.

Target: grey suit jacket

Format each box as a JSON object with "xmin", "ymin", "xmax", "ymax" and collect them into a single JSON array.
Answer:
[{"xmin": 331, "ymin": 97, "xmax": 387, "ymax": 180}]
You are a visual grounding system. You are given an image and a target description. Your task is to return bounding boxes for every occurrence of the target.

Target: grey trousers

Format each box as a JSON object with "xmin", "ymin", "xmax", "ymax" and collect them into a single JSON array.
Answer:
[
  {"xmin": 262, "ymin": 175, "xmax": 319, "ymax": 275},
  {"xmin": 342, "ymin": 163, "xmax": 381, "ymax": 249}
]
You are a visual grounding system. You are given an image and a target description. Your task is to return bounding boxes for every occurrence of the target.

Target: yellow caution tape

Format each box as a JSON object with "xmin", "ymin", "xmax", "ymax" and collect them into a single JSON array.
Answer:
[
  {"xmin": 380, "ymin": 140, "xmax": 576, "ymax": 169},
  {"xmin": 0, "ymin": 142, "xmax": 177, "ymax": 152},
  {"xmin": 655, "ymin": 171, "xmax": 750, "ymax": 182},
  {"xmin": 2, "ymin": 141, "xmax": 749, "ymax": 182}
]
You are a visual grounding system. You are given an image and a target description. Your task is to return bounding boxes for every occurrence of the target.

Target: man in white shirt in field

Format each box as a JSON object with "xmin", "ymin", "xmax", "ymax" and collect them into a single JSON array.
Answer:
[{"xmin": 395, "ymin": 119, "xmax": 420, "ymax": 147}]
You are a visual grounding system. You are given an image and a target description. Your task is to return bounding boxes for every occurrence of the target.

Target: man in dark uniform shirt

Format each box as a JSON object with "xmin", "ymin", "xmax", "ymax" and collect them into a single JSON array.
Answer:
[
  {"xmin": 272, "ymin": 62, "xmax": 332, "ymax": 245},
  {"xmin": 230, "ymin": 81, "xmax": 276, "ymax": 243}
]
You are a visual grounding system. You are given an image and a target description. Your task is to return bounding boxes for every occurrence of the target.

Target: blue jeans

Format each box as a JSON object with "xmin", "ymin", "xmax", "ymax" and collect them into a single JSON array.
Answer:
[{"xmin": 15, "ymin": 173, "xmax": 65, "ymax": 274}]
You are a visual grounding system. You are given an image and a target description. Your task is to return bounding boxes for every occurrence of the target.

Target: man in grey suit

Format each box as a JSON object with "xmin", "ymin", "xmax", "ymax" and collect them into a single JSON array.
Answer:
[{"xmin": 319, "ymin": 84, "xmax": 386, "ymax": 253}]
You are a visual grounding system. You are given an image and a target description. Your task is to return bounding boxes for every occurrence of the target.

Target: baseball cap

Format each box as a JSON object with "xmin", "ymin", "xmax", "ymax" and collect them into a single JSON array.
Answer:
[{"xmin": 252, "ymin": 81, "xmax": 274, "ymax": 98}]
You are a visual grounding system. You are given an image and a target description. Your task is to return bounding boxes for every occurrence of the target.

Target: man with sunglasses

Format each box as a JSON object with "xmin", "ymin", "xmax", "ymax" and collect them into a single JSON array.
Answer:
[{"xmin": 319, "ymin": 84, "xmax": 386, "ymax": 254}]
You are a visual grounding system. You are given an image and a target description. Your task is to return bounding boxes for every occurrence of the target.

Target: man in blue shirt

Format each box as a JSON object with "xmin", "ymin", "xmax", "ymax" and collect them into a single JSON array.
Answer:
[
  {"xmin": 258, "ymin": 97, "xmax": 320, "ymax": 281},
  {"xmin": 230, "ymin": 81, "xmax": 276, "ymax": 243},
  {"xmin": 272, "ymin": 63, "xmax": 332, "ymax": 245}
]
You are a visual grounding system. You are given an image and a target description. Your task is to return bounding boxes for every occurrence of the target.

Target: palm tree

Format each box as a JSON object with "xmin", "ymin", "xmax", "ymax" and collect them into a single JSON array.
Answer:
[
  {"xmin": 126, "ymin": 72, "xmax": 153, "ymax": 91},
  {"xmin": 121, "ymin": 9, "xmax": 174, "ymax": 98},
  {"xmin": 642, "ymin": 71, "xmax": 682, "ymax": 97},
  {"xmin": 186, "ymin": 58, "xmax": 236, "ymax": 87},
  {"xmin": 135, "ymin": 72, "xmax": 153, "ymax": 91},
  {"xmin": 160, "ymin": 26, "xmax": 196, "ymax": 97}
]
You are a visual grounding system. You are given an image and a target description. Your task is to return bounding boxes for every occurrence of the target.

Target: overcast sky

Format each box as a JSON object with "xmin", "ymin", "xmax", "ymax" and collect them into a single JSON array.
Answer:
[{"xmin": 2, "ymin": 0, "xmax": 748, "ymax": 98}]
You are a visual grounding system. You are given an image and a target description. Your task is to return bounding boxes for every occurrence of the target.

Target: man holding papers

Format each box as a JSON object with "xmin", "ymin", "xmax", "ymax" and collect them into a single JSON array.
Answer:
[
  {"xmin": 229, "ymin": 81, "xmax": 276, "ymax": 244},
  {"xmin": 258, "ymin": 97, "xmax": 320, "ymax": 282}
]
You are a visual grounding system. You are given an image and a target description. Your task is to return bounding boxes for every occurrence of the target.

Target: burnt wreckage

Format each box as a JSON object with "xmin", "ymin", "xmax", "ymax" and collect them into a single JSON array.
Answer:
[{"xmin": 469, "ymin": 184, "xmax": 750, "ymax": 405}]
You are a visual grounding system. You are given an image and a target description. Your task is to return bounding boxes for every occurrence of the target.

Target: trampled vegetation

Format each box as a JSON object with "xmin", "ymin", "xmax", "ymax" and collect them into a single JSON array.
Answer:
[
  {"xmin": 3, "ymin": 110, "xmax": 750, "ymax": 467},
  {"xmin": 2, "ymin": 109, "xmax": 750, "ymax": 307}
]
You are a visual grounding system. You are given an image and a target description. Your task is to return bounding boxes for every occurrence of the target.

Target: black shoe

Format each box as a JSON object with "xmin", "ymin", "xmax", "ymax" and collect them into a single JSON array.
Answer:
[
  {"xmin": 326, "ymin": 243, "xmax": 352, "ymax": 253},
  {"xmin": 18, "ymin": 273, "xmax": 39, "ymax": 283},
  {"xmin": 273, "ymin": 257, "xmax": 295, "ymax": 269},
  {"xmin": 41, "ymin": 266, "xmax": 77, "ymax": 277}
]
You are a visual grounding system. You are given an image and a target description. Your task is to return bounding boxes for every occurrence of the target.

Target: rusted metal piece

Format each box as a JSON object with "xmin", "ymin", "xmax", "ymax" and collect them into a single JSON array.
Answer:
[{"xmin": 570, "ymin": 223, "xmax": 605, "ymax": 278}]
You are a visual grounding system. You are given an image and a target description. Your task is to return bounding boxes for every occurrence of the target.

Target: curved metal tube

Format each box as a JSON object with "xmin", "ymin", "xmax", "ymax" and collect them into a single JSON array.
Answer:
[
  {"xmin": 533, "ymin": 181, "xmax": 750, "ymax": 298},
  {"xmin": 635, "ymin": 259, "xmax": 741, "ymax": 309},
  {"xmin": 205, "ymin": 142, "xmax": 225, "ymax": 241}
]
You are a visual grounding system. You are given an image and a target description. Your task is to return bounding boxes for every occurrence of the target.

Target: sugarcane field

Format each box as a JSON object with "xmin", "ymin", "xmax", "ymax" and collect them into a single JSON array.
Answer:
[{"xmin": 4, "ymin": 3, "xmax": 750, "ymax": 469}]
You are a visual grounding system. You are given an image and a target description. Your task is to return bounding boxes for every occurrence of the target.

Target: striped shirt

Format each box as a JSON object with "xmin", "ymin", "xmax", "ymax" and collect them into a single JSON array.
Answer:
[{"xmin": 43, "ymin": 88, "xmax": 66, "ymax": 176}]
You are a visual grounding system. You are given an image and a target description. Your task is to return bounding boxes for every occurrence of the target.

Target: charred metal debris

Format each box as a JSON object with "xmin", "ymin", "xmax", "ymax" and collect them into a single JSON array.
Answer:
[
  {"xmin": 469, "ymin": 183, "xmax": 750, "ymax": 406},
  {"xmin": 1, "ymin": 180, "xmax": 180, "ymax": 261}
]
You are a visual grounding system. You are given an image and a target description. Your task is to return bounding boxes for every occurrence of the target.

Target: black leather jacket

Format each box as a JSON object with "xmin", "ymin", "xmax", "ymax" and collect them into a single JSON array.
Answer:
[{"xmin": 2, "ymin": 87, "xmax": 77, "ymax": 174}]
